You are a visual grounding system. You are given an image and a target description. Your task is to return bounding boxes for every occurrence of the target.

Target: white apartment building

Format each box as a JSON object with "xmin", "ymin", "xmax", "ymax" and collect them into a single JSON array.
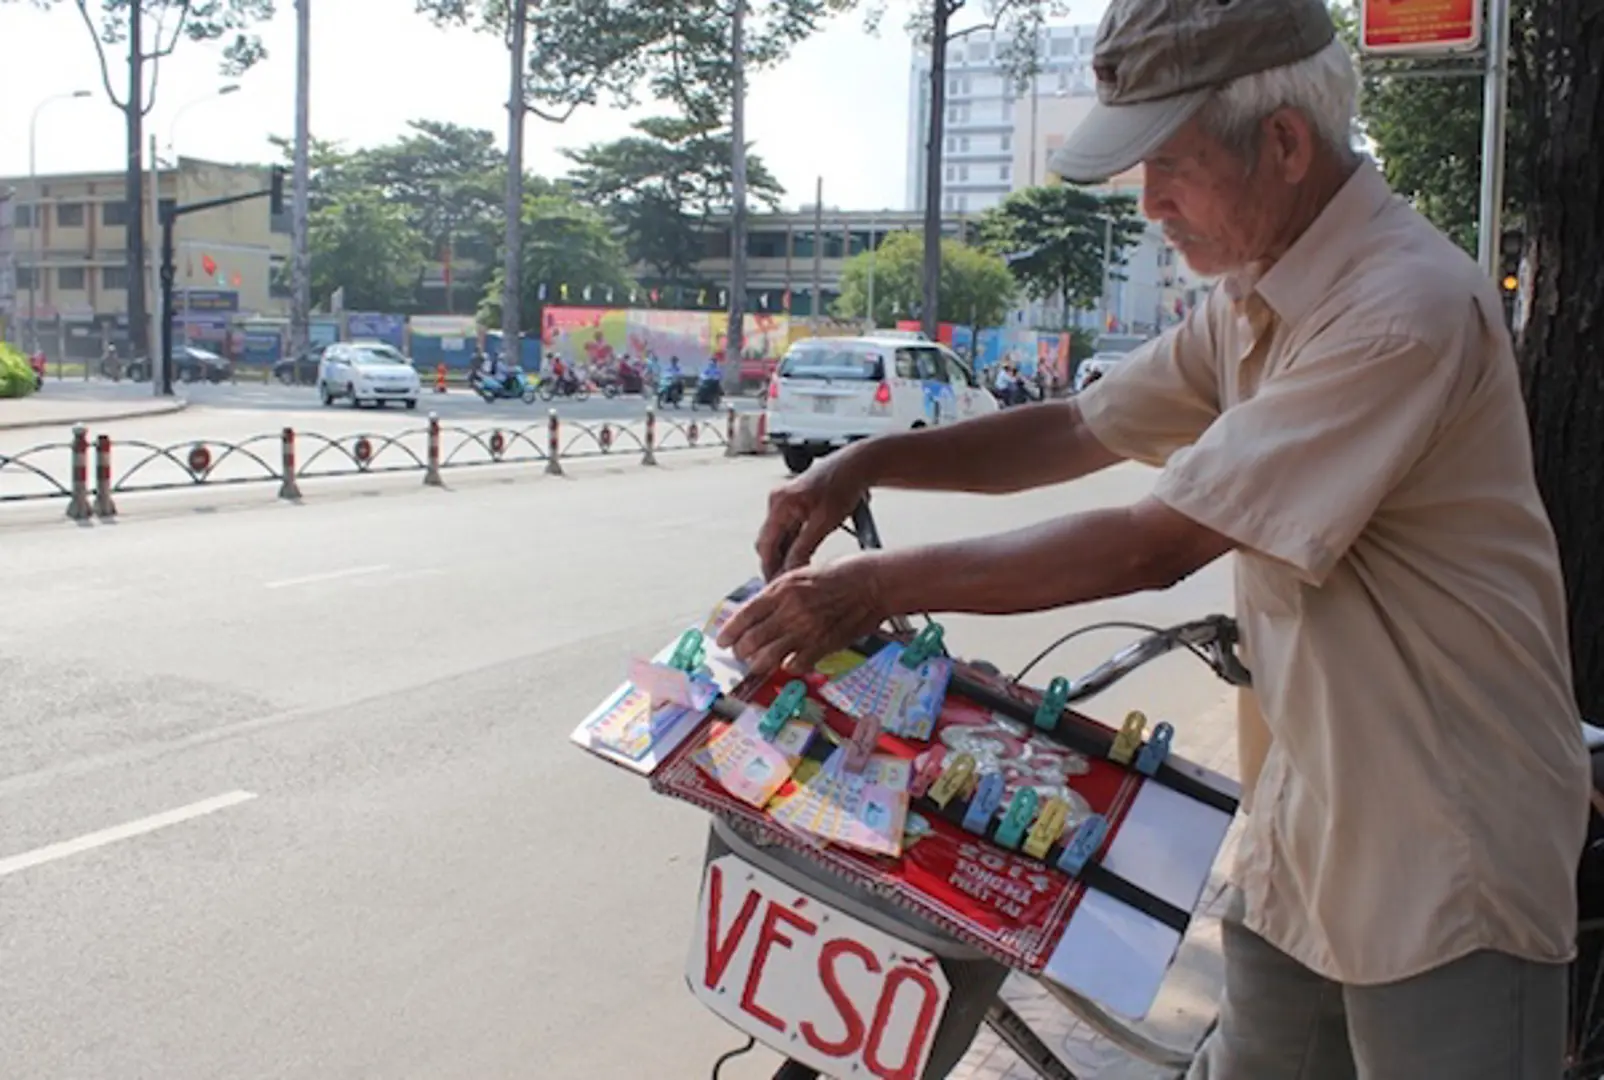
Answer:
[{"xmin": 905, "ymin": 23, "xmax": 1208, "ymax": 336}]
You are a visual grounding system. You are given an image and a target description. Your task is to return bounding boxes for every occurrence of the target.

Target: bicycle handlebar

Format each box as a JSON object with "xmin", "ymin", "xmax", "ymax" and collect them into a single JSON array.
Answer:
[{"xmin": 840, "ymin": 496, "xmax": 1252, "ymax": 698}]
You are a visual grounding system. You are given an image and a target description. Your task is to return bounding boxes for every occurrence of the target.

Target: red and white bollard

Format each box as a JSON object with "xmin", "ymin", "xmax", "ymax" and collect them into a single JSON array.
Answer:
[
  {"xmin": 66, "ymin": 424, "xmax": 91, "ymax": 521},
  {"xmin": 725, "ymin": 405, "xmax": 737, "ymax": 457},
  {"xmin": 642, "ymin": 406, "xmax": 658, "ymax": 467},
  {"xmin": 93, "ymin": 434, "xmax": 117, "ymax": 519},
  {"xmin": 424, "ymin": 413, "xmax": 444, "ymax": 487},
  {"xmin": 545, "ymin": 409, "xmax": 564, "ymax": 476},
  {"xmin": 279, "ymin": 427, "xmax": 303, "ymax": 501}
]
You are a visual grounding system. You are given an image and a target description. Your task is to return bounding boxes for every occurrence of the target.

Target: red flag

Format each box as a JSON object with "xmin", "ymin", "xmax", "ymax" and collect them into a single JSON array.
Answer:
[{"xmin": 201, "ymin": 254, "xmax": 217, "ymax": 277}]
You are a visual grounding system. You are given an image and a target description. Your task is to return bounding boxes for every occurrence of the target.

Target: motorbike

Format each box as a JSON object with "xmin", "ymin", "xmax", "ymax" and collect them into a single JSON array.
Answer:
[
  {"xmin": 475, "ymin": 369, "xmax": 538, "ymax": 403},
  {"xmin": 29, "ymin": 351, "xmax": 45, "ymax": 391},
  {"xmin": 539, "ymin": 372, "xmax": 591, "ymax": 402},
  {"xmin": 691, "ymin": 376, "xmax": 723, "ymax": 411},
  {"xmin": 591, "ymin": 371, "xmax": 624, "ymax": 399},
  {"xmin": 656, "ymin": 375, "xmax": 685, "ymax": 409}
]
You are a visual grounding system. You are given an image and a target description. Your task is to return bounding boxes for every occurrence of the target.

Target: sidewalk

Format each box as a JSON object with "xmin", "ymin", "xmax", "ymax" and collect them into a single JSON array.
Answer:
[
  {"xmin": 954, "ymin": 689, "xmax": 1243, "ymax": 1080},
  {"xmin": 0, "ymin": 395, "xmax": 188, "ymax": 432}
]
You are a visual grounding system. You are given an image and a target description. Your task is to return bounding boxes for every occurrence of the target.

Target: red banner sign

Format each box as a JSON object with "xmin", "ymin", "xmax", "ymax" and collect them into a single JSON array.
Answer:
[{"xmin": 1360, "ymin": 0, "xmax": 1481, "ymax": 53}]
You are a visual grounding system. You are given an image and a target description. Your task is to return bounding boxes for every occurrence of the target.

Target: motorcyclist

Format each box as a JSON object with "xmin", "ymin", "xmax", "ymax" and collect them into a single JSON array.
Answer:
[
  {"xmin": 486, "ymin": 351, "xmax": 513, "ymax": 393},
  {"xmin": 659, "ymin": 357, "xmax": 685, "ymax": 405}
]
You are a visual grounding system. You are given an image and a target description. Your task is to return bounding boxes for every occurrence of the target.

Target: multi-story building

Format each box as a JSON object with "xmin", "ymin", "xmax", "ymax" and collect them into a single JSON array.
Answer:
[{"xmin": 0, "ymin": 157, "xmax": 290, "ymax": 356}]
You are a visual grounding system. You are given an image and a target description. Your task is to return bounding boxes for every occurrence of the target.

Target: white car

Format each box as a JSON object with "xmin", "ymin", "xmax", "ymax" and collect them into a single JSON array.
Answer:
[
  {"xmin": 1073, "ymin": 351, "xmax": 1127, "ymax": 393},
  {"xmin": 318, "ymin": 342, "xmax": 422, "ymax": 409},
  {"xmin": 765, "ymin": 335, "xmax": 998, "ymax": 474}
]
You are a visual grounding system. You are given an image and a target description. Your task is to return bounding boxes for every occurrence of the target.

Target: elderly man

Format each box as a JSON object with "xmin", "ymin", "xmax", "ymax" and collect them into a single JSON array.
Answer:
[{"xmin": 717, "ymin": 0, "xmax": 1589, "ymax": 1076}]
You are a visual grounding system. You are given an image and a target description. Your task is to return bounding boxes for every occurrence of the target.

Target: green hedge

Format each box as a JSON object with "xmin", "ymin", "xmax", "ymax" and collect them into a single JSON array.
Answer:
[{"xmin": 0, "ymin": 342, "xmax": 36, "ymax": 399}]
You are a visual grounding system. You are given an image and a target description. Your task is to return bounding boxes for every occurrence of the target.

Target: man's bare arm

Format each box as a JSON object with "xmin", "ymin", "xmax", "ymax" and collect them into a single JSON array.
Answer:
[{"xmin": 847, "ymin": 400, "xmax": 1123, "ymax": 495}]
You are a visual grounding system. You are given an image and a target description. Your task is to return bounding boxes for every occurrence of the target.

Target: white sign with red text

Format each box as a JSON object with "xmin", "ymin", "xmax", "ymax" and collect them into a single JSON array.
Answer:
[{"xmin": 689, "ymin": 855, "xmax": 951, "ymax": 1080}]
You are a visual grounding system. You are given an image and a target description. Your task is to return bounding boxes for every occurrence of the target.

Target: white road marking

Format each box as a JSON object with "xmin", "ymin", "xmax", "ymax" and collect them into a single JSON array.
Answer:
[
  {"xmin": 264, "ymin": 564, "xmax": 391, "ymax": 589},
  {"xmin": 0, "ymin": 790, "xmax": 258, "ymax": 879}
]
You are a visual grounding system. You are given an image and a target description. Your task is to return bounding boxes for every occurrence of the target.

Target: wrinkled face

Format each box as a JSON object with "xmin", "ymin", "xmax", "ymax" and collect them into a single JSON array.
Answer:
[{"xmin": 1140, "ymin": 110, "xmax": 1314, "ymax": 277}]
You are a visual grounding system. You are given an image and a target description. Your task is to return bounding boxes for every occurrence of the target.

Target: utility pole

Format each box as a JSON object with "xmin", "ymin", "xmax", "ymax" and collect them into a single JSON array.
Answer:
[
  {"xmin": 290, "ymin": 0, "xmax": 312, "ymax": 358},
  {"xmin": 125, "ymin": 2, "xmax": 148, "ymax": 360},
  {"xmin": 503, "ymin": 0, "xmax": 528, "ymax": 366},
  {"xmin": 811, "ymin": 177, "xmax": 824, "ymax": 334},
  {"xmin": 1475, "ymin": 0, "xmax": 1511, "ymax": 277},
  {"xmin": 726, "ymin": 0, "xmax": 748, "ymax": 394},
  {"xmin": 865, "ymin": 214, "xmax": 878, "ymax": 329},
  {"xmin": 147, "ymin": 134, "xmax": 161, "ymax": 393},
  {"xmin": 920, "ymin": 0, "xmax": 953, "ymax": 341}
]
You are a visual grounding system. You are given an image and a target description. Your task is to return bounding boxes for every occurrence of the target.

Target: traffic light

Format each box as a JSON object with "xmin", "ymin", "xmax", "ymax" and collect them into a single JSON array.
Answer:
[
  {"xmin": 1499, "ymin": 228, "xmax": 1523, "ymax": 295},
  {"xmin": 269, "ymin": 166, "xmax": 286, "ymax": 217}
]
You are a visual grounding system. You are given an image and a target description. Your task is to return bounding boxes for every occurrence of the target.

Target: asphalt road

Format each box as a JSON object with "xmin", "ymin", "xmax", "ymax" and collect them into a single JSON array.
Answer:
[
  {"xmin": 38, "ymin": 376, "xmax": 752, "ymax": 425},
  {"xmin": 0, "ymin": 456, "xmax": 1233, "ymax": 1080}
]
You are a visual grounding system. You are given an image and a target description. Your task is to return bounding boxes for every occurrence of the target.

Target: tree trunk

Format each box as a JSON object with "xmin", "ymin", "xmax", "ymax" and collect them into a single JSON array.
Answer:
[
  {"xmin": 920, "ymin": 0, "xmax": 952, "ymax": 341},
  {"xmin": 503, "ymin": 0, "xmax": 528, "ymax": 366},
  {"xmin": 1519, "ymin": 0, "xmax": 1604, "ymax": 718},
  {"xmin": 726, "ymin": 0, "xmax": 747, "ymax": 395},
  {"xmin": 124, "ymin": 3, "xmax": 147, "ymax": 366}
]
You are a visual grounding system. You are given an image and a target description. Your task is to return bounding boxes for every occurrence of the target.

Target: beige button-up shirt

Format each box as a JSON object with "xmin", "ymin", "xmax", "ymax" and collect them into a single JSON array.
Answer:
[{"xmin": 1079, "ymin": 160, "xmax": 1589, "ymax": 985}]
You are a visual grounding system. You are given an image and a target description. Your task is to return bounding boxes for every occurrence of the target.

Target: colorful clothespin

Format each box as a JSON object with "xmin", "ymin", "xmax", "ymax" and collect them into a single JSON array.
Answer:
[
  {"xmin": 667, "ymin": 629, "xmax": 706, "ymax": 675},
  {"xmin": 927, "ymin": 751, "xmax": 976, "ymax": 810},
  {"xmin": 1135, "ymin": 721, "xmax": 1174, "ymax": 777},
  {"xmin": 910, "ymin": 747, "xmax": 947, "ymax": 798},
  {"xmin": 1056, "ymin": 814, "xmax": 1109, "ymax": 877},
  {"xmin": 898, "ymin": 623, "xmax": 945, "ymax": 669},
  {"xmin": 1109, "ymin": 710, "xmax": 1148, "ymax": 766},
  {"xmin": 994, "ymin": 787, "xmax": 1041, "ymax": 850},
  {"xmin": 759, "ymin": 680, "xmax": 810, "ymax": 741},
  {"xmin": 1022, "ymin": 797, "xmax": 1070, "ymax": 860},
  {"xmin": 962, "ymin": 773, "xmax": 1005, "ymax": 834},
  {"xmin": 1034, "ymin": 676, "xmax": 1070, "ymax": 731},
  {"xmin": 842, "ymin": 713, "xmax": 882, "ymax": 773}
]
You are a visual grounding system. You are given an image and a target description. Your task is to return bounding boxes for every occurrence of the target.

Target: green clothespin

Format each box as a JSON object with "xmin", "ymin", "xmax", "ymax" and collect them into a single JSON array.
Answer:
[
  {"xmin": 759, "ymin": 680, "xmax": 810, "ymax": 741},
  {"xmin": 1034, "ymin": 676, "xmax": 1070, "ymax": 731},
  {"xmin": 667, "ymin": 629, "xmax": 706, "ymax": 675},
  {"xmin": 899, "ymin": 623, "xmax": 946, "ymax": 669}
]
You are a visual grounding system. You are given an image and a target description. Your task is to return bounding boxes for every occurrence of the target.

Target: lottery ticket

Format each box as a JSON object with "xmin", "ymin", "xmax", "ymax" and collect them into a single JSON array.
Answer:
[
  {"xmin": 692, "ymin": 708, "xmax": 814, "ymax": 808},
  {"xmin": 770, "ymin": 761, "xmax": 910, "ymax": 857}
]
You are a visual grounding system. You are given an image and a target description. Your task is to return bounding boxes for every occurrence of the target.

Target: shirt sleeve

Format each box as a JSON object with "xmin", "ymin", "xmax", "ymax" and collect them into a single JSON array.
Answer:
[
  {"xmin": 1076, "ymin": 295, "xmax": 1223, "ymax": 467},
  {"xmin": 1152, "ymin": 333, "xmax": 1460, "ymax": 587}
]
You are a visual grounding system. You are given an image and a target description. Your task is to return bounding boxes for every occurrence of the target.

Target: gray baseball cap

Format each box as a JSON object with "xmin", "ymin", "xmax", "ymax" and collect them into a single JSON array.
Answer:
[{"xmin": 1049, "ymin": 0, "xmax": 1337, "ymax": 184}]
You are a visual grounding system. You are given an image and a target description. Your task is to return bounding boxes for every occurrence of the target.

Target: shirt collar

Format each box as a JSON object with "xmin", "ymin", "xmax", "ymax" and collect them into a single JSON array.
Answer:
[{"xmin": 1233, "ymin": 158, "xmax": 1394, "ymax": 326}]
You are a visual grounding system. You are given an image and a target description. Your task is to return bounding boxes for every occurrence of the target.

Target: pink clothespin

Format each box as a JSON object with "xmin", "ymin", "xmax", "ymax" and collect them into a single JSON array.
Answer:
[{"xmin": 910, "ymin": 746, "xmax": 947, "ymax": 798}]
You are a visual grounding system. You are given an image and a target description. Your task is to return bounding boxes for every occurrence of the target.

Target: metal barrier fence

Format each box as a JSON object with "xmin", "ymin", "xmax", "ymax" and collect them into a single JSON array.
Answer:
[{"xmin": 1, "ymin": 406, "xmax": 765, "ymax": 522}]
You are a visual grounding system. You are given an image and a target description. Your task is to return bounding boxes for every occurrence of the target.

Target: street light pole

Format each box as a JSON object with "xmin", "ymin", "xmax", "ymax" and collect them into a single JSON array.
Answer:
[
  {"xmin": 26, "ymin": 90, "xmax": 91, "ymax": 351},
  {"xmin": 167, "ymin": 84, "xmax": 240, "ymax": 158},
  {"xmin": 1475, "ymin": 0, "xmax": 1511, "ymax": 278}
]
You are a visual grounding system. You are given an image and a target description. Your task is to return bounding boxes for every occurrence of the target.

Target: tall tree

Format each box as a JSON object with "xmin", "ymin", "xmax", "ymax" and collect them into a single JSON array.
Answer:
[
  {"xmin": 834, "ymin": 230, "xmax": 1015, "ymax": 330},
  {"xmin": 979, "ymin": 186, "xmax": 1144, "ymax": 327},
  {"xmin": 307, "ymin": 189, "xmax": 427, "ymax": 313},
  {"xmin": 564, "ymin": 116, "xmax": 784, "ymax": 284},
  {"xmin": 1518, "ymin": 0, "xmax": 1604, "ymax": 716},
  {"xmin": 906, "ymin": 0, "xmax": 1055, "ymax": 340},
  {"xmin": 17, "ymin": 0, "xmax": 274, "ymax": 354},
  {"xmin": 478, "ymin": 188, "xmax": 637, "ymax": 334},
  {"xmin": 1332, "ymin": 0, "xmax": 1535, "ymax": 253}
]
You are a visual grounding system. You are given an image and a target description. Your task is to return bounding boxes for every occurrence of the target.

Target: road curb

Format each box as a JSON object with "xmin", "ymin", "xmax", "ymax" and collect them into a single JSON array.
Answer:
[{"xmin": 0, "ymin": 399, "xmax": 190, "ymax": 432}]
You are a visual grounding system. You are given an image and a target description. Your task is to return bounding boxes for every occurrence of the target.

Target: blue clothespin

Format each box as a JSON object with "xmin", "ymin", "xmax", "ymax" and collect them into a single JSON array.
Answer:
[
  {"xmin": 1136, "ymin": 721, "xmax": 1174, "ymax": 776},
  {"xmin": 994, "ymin": 787, "xmax": 1040, "ymax": 850},
  {"xmin": 1034, "ymin": 676, "xmax": 1070, "ymax": 731},
  {"xmin": 961, "ymin": 772, "xmax": 1005, "ymax": 834},
  {"xmin": 759, "ymin": 680, "xmax": 809, "ymax": 741},
  {"xmin": 667, "ymin": 629, "xmax": 706, "ymax": 675},
  {"xmin": 1056, "ymin": 814, "xmax": 1109, "ymax": 877},
  {"xmin": 899, "ymin": 623, "xmax": 945, "ymax": 669}
]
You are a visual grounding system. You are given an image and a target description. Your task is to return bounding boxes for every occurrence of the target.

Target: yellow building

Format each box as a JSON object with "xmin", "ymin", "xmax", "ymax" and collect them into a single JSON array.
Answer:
[{"xmin": 0, "ymin": 156, "xmax": 289, "ymax": 354}]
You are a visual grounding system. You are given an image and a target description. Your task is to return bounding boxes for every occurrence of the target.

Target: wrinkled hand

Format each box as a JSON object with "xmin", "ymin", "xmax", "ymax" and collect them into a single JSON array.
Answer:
[
  {"xmin": 757, "ymin": 452, "xmax": 870, "ymax": 580},
  {"xmin": 717, "ymin": 556, "xmax": 887, "ymax": 680}
]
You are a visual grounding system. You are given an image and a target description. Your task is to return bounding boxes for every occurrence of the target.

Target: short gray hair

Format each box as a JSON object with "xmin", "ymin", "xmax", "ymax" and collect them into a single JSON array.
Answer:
[{"xmin": 1197, "ymin": 38, "xmax": 1360, "ymax": 163}]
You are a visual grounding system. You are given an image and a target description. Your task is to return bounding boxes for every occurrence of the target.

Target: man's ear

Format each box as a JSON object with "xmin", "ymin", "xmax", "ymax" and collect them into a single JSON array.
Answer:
[{"xmin": 1263, "ymin": 107, "xmax": 1317, "ymax": 185}]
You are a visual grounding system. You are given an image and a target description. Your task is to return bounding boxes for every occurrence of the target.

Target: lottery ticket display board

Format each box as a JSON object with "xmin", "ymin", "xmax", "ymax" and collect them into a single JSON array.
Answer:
[{"xmin": 573, "ymin": 583, "xmax": 1240, "ymax": 1019}]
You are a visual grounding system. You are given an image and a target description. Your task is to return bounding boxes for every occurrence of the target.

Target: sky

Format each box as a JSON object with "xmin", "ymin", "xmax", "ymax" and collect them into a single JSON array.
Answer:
[{"xmin": 0, "ymin": 0, "xmax": 1112, "ymax": 213}]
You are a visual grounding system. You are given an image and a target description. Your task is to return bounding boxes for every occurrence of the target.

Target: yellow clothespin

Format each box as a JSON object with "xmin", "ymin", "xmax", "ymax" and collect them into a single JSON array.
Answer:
[
  {"xmin": 1110, "ymin": 710, "xmax": 1147, "ymax": 766},
  {"xmin": 927, "ymin": 752, "xmax": 976, "ymax": 810},
  {"xmin": 1022, "ymin": 797, "xmax": 1071, "ymax": 860}
]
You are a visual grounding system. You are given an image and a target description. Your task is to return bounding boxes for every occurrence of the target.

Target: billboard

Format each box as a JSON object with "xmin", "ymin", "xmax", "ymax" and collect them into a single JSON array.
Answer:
[
  {"xmin": 539, "ymin": 307, "xmax": 791, "ymax": 370},
  {"xmin": 1360, "ymin": 0, "xmax": 1480, "ymax": 53}
]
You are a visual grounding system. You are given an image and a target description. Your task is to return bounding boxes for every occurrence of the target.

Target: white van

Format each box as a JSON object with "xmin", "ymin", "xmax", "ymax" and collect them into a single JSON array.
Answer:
[{"xmin": 765, "ymin": 335, "xmax": 998, "ymax": 473}]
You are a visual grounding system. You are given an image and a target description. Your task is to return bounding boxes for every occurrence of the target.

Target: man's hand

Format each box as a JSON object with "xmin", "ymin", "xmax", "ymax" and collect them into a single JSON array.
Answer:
[
  {"xmin": 717, "ymin": 556, "xmax": 888, "ymax": 679},
  {"xmin": 757, "ymin": 451, "xmax": 871, "ymax": 580}
]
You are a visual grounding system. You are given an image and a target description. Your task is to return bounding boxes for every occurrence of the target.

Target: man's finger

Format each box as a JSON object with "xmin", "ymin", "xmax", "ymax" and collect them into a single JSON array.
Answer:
[
  {"xmin": 756, "ymin": 508, "xmax": 801, "ymax": 581},
  {"xmin": 782, "ymin": 516, "xmax": 835, "ymax": 574},
  {"xmin": 744, "ymin": 638, "xmax": 796, "ymax": 682},
  {"xmin": 717, "ymin": 589, "xmax": 777, "ymax": 649}
]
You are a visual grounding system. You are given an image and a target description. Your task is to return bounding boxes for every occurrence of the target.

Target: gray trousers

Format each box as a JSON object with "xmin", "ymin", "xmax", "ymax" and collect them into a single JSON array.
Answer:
[{"xmin": 1187, "ymin": 891, "xmax": 1569, "ymax": 1080}]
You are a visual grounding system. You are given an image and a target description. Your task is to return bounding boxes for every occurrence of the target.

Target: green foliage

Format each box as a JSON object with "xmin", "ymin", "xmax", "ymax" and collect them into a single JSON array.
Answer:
[
  {"xmin": 18, "ymin": 0, "xmax": 277, "ymax": 79},
  {"xmin": 1332, "ymin": 0, "xmax": 1534, "ymax": 252},
  {"xmin": 834, "ymin": 231, "xmax": 1016, "ymax": 329},
  {"xmin": 564, "ymin": 115, "xmax": 784, "ymax": 283},
  {"xmin": 478, "ymin": 191, "xmax": 637, "ymax": 330},
  {"xmin": 978, "ymin": 186, "xmax": 1144, "ymax": 324},
  {"xmin": 308, "ymin": 190, "xmax": 428, "ymax": 313},
  {"xmin": 0, "ymin": 341, "xmax": 38, "ymax": 399}
]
